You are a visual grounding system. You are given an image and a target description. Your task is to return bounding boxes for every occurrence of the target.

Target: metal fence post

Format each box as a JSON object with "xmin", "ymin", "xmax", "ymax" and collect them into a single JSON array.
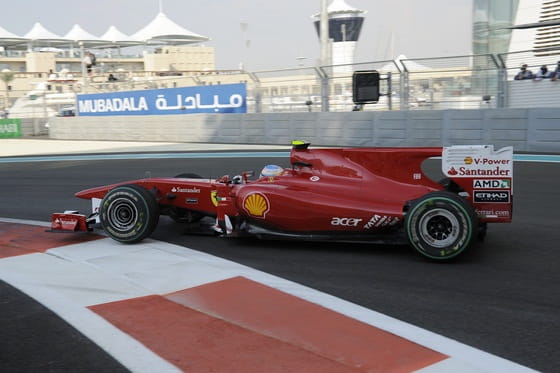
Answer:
[
  {"xmin": 248, "ymin": 72, "xmax": 262, "ymax": 113},
  {"xmin": 400, "ymin": 71, "xmax": 409, "ymax": 110},
  {"xmin": 386, "ymin": 72, "xmax": 392, "ymax": 110},
  {"xmin": 317, "ymin": 67, "xmax": 330, "ymax": 112},
  {"xmin": 321, "ymin": 75, "xmax": 329, "ymax": 112},
  {"xmin": 496, "ymin": 68, "xmax": 507, "ymax": 108},
  {"xmin": 494, "ymin": 54, "xmax": 507, "ymax": 108}
]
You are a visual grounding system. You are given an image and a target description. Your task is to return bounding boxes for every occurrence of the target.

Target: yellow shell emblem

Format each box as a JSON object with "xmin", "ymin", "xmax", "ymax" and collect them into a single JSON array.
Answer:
[
  {"xmin": 464, "ymin": 156, "xmax": 473, "ymax": 165},
  {"xmin": 243, "ymin": 193, "xmax": 269, "ymax": 218}
]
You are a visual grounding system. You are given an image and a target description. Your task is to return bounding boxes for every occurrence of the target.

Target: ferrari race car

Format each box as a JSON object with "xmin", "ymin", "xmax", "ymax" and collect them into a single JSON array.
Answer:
[{"xmin": 51, "ymin": 142, "xmax": 513, "ymax": 261}]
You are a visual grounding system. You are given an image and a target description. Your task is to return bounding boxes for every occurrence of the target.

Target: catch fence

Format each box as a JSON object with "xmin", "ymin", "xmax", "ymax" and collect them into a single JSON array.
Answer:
[{"xmin": 3, "ymin": 48, "xmax": 560, "ymax": 131}]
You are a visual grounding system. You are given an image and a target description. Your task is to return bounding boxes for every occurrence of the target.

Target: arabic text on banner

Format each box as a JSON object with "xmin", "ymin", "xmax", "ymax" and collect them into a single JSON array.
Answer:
[{"xmin": 77, "ymin": 83, "xmax": 247, "ymax": 116}]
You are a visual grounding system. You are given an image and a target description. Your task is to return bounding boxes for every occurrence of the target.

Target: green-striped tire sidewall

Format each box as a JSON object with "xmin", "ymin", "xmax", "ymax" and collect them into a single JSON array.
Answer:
[{"xmin": 405, "ymin": 193, "xmax": 476, "ymax": 260}]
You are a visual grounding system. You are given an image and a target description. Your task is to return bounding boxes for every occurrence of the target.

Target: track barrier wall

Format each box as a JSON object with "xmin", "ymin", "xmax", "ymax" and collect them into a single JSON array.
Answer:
[{"xmin": 47, "ymin": 108, "xmax": 560, "ymax": 153}]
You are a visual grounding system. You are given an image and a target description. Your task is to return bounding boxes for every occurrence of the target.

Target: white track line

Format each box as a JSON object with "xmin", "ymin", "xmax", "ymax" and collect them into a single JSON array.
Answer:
[{"xmin": 0, "ymin": 218, "xmax": 537, "ymax": 373}]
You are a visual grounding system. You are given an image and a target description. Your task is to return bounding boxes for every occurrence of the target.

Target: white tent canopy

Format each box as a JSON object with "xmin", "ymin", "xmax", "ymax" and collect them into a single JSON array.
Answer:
[
  {"xmin": 100, "ymin": 25, "xmax": 142, "ymax": 48},
  {"xmin": 381, "ymin": 54, "xmax": 432, "ymax": 72},
  {"xmin": 130, "ymin": 12, "xmax": 209, "ymax": 45},
  {"xmin": 0, "ymin": 11, "xmax": 208, "ymax": 50},
  {"xmin": 24, "ymin": 22, "xmax": 67, "ymax": 44},
  {"xmin": 64, "ymin": 24, "xmax": 107, "ymax": 48},
  {"xmin": 101, "ymin": 26, "xmax": 133, "ymax": 43},
  {"xmin": 397, "ymin": 54, "xmax": 433, "ymax": 72},
  {"xmin": 0, "ymin": 25, "xmax": 23, "ymax": 40},
  {"xmin": 0, "ymin": 25, "xmax": 26, "ymax": 48}
]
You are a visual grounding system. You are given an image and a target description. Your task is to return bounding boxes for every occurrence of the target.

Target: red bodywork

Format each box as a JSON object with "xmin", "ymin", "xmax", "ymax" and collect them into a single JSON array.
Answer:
[
  {"xmin": 50, "ymin": 212, "xmax": 91, "ymax": 232},
  {"xmin": 52, "ymin": 144, "xmax": 513, "ymax": 238}
]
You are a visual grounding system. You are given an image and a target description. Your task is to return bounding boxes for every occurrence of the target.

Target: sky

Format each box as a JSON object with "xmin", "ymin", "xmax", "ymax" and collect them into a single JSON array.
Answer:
[{"xmin": 1, "ymin": 0, "xmax": 473, "ymax": 71}]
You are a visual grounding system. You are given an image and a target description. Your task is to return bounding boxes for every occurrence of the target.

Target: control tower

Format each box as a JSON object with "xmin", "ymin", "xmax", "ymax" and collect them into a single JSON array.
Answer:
[{"xmin": 313, "ymin": 0, "xmax": 367, "ymax": 72}]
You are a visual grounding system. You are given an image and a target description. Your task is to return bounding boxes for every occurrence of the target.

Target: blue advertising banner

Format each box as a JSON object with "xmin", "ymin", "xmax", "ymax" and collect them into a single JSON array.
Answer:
[{"xmin": 77, "ymin": 83, "xmax": 246, "ymax": 116}]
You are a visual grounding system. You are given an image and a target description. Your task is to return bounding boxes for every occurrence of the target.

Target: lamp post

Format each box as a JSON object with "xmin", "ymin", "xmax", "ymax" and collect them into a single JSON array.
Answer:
[
  {"xmin": 240, "ymin": 22, "xmax": 249, "ymax": 70},
  {"xmin": 296, "ymin": 56, "xmax": 307, "ymax": 67}
]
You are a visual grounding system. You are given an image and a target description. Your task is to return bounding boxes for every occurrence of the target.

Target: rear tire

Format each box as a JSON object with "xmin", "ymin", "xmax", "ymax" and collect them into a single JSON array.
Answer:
[
  {"xmin": 100, "ymin": 184, "xmax": 159, "ymax": 243},
  {"xmin": 405, "ymin": 191, "xmax": 478, "ymax": 260}
]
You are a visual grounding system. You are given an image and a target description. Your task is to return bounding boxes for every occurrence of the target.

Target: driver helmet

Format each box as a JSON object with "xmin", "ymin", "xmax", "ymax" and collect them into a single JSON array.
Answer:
[{"xmin": 260, "ymin": 164, "xmax": 284, "ymax": 178}]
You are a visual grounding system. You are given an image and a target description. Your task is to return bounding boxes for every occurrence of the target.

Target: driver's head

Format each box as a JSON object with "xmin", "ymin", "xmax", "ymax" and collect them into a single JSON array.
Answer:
[{"xmin": 260, "ymin": 164, "xmax": 283, "ymax": 178}]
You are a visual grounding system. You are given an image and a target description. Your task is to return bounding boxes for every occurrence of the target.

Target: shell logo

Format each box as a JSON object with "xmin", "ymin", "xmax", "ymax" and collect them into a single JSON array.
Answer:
[
  {"xmin": 243, "ymin": 193, "xmax": 270, "ymax": 218},
  {"xmin": 464, "ymin": 156, "xmax": 473, "ymax": 165}
]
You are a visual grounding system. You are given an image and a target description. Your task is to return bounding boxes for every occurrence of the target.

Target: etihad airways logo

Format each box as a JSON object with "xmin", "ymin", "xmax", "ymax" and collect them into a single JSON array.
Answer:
[{"xmin": 474, "ymin": 191, "xmax": 510, "ymax": 203}]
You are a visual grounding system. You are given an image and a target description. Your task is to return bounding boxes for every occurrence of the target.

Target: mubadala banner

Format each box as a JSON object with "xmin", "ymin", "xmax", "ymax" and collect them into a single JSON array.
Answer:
[{"xmin": 77, "ymin": 83, "xmax": 246, "ymax": 116}]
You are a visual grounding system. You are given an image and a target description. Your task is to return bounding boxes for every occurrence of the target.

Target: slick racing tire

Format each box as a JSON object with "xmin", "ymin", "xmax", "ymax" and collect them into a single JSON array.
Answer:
[
  {"xmin": 100, "ymin": 184, "xmax": 159, "ymax": 243},
  {"xmin": 405, "ymin": 191, "xmax": 478, "ymax": 261}
]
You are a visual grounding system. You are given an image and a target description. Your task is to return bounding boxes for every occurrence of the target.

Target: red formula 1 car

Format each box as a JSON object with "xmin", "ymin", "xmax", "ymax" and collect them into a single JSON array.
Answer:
[{"xmin": 51, "ymin": 141, "xmax": 513, "ymax": 260}]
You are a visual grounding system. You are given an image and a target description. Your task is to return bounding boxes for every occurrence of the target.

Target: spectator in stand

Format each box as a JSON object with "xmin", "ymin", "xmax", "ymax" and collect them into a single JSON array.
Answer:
[
  {"xmin": 533, "ymin": 65, "xmax": 552, "ymax": 80},
  {"xmin": 514, "ymin": 64, "xmax": 534, "ymax": 80},
  {"xmin": 83, "ymin": 52, "xmax": 93, "ymax": 74},
  {"xmin": 551, "ymin": 61, "xmax": 560, "ymax": 81}
]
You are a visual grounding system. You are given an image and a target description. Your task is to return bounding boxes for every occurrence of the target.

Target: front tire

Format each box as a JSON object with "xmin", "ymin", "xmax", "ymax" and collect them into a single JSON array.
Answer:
[
  {"xmin": 100, "ymin": 184, "xmax": 159, "ymax": 243},
  {"xmin": 405, "ymin": 191, "xmax": 478, "ymax": 260}
]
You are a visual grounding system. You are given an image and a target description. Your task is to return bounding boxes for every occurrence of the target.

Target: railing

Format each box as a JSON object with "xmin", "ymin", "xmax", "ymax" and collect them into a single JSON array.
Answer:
[
  {"xmin": 497, "ymin": 49, "xmax": 560, "ymax": 108},
  {"xmin": 3, "ymin": 49, "xmax": 560, "ymax": 120}
]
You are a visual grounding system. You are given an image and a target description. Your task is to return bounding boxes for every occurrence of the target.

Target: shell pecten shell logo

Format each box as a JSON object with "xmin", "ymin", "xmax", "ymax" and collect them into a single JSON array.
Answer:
[
  {"xmin": 243, "ymin": 193, "xmax": 270, "ymax": 218},
  {"xmin": 464, "ymin": 156, "xmax": 473, "ymax": 165}
]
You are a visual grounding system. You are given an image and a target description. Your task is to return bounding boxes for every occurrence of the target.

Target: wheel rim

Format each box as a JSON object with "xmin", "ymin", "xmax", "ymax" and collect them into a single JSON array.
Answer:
[
  {"xmin": 107, "ymin": 197, "xmax": 139, "ymax": 232},
  {"xmin": 418, "ymin": 208, "xmax": 459, "ymax": 248}
]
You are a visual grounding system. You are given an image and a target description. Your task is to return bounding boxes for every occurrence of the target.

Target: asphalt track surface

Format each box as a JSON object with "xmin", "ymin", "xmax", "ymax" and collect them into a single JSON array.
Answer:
[{"xmin": 0, "ymin": 150, "xmax": 559, "ymax": 372}]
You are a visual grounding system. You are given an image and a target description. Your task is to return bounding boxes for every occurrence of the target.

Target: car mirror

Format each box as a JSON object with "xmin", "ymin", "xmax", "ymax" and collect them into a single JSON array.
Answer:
[
  {"xmin": 242, "ymin": 171, "xmax": 254, "ymax": 183},
  {"xmin": 292, "ymin": 161, "xmax": 312, "ymax": 168}
]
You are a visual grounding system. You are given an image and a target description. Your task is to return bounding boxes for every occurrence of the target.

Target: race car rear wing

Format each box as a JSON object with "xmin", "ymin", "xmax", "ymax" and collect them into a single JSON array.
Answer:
[{"xmin": 443, "ymin": 145, "xmax": 513, "ymax": 223}]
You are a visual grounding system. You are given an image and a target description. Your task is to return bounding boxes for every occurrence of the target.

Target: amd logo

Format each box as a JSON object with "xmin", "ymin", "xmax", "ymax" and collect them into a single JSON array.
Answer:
[
  {"xmin": 474, "ymin": 191, "xmax": 510, "ymax": 203},
  {"xmin": 473, "ymin": 179, "xmax": 510, "ymax": 189}
]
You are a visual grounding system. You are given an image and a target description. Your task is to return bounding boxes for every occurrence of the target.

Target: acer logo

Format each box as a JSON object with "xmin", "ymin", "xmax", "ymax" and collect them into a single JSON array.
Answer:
[{"xmin": 331, "ymin": 217, "xmax": 362, "ymax": 227}]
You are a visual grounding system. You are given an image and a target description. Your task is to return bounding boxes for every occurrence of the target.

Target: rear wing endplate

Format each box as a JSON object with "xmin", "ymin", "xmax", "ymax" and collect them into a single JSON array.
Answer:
[{"xmin": 442, "ymin": 145, "xmax": 513, "ymax": 222}]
